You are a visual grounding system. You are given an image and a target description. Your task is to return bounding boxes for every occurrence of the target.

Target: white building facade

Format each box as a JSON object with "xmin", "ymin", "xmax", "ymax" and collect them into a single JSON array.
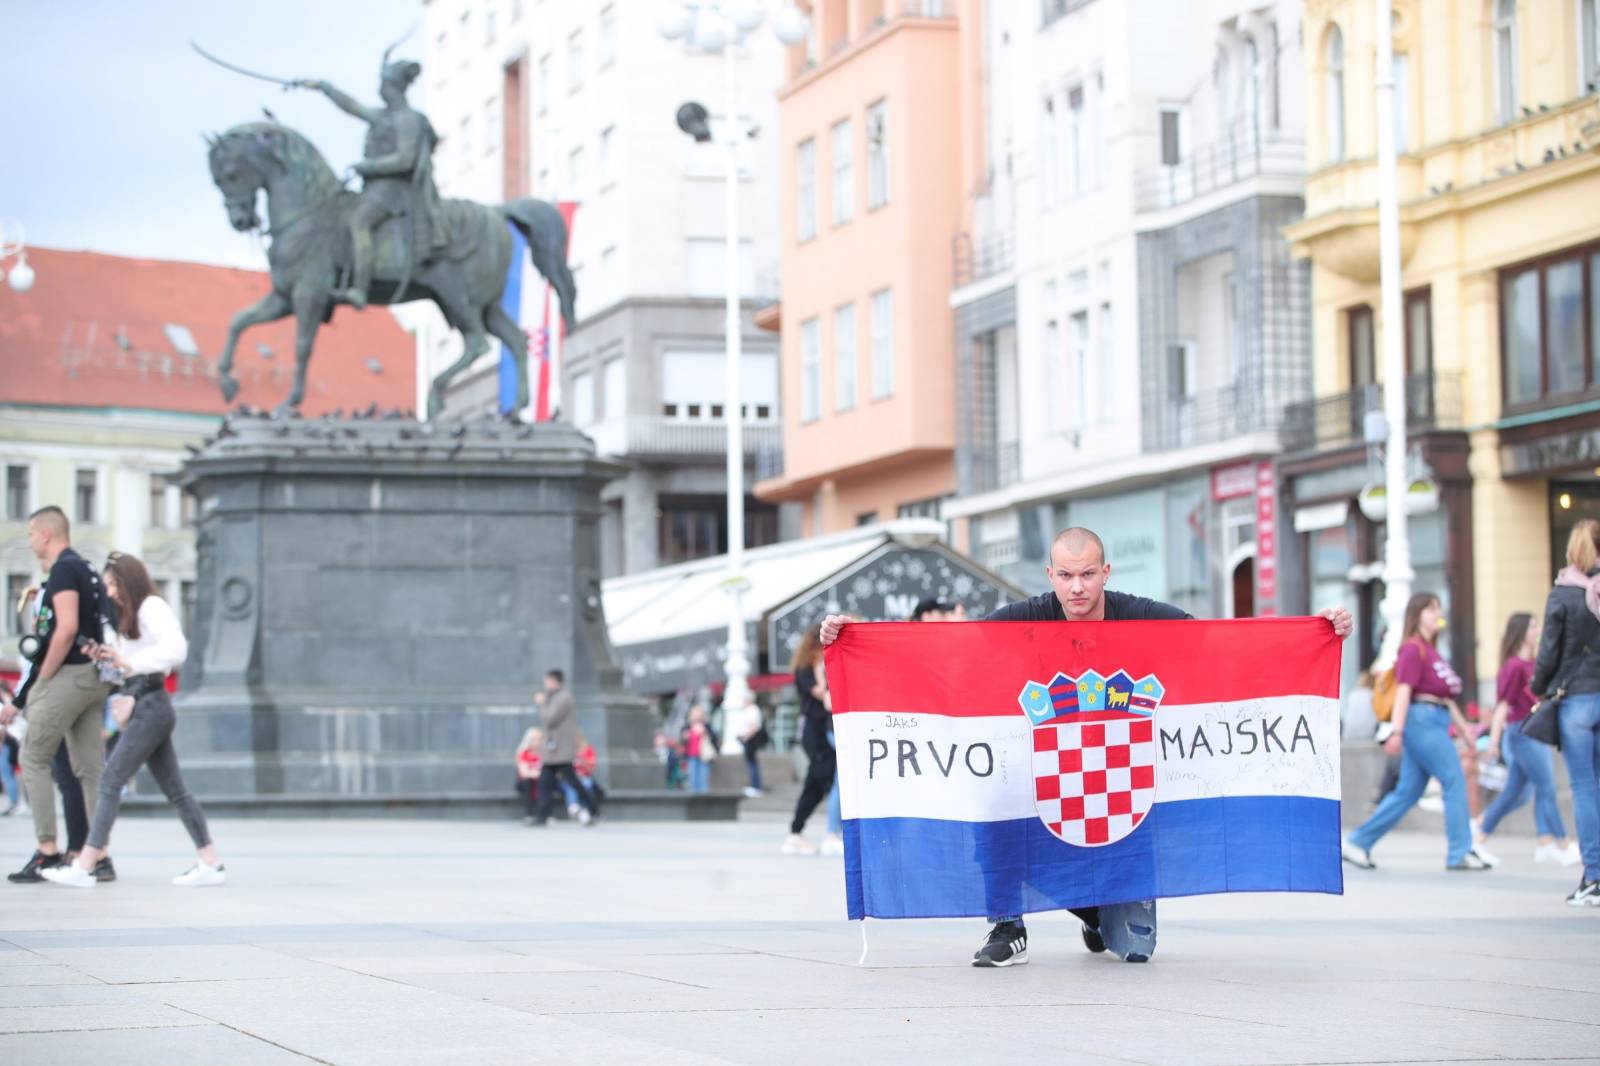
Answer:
[
  {"xmin": 418, "ymin": 0, "xmax": 798, "ymax": 576},
  {"xmin": 950, "ymin": 0, "xmax": 1310, "ymax": 620}
]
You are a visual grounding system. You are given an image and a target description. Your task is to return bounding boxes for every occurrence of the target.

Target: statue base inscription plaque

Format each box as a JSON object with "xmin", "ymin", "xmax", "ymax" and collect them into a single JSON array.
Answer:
[{"xmin": 173, "ymin": 414, "xmax": 665, "ymax": 805}]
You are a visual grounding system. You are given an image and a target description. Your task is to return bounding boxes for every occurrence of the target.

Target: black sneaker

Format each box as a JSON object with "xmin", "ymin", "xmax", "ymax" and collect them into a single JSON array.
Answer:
[
  {"xmin": 8, "ymin": 851, "xmax": 65, "ymax": 884},
  {"xmin": 93, "ymin": 857, "xmax": 116, "ymax": 883},
  {"xmin": 1567, "ymin": 879, "xmax": 1600, "ymax": 907},
  {"xmin": 1081, "ymin": 923, "xmax": 1107, "ymax": 954},
  {"xmin": 972, "ymin": 921, "xmax": 1028, "ymax": 968}
]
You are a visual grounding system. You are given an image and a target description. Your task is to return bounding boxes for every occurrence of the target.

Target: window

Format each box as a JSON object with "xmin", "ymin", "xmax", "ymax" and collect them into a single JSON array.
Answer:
[
  {"xmin": 1068, "ymin": 311, "xmax": 1089, "ymax": 428},
  {"xmin": 572, "ymin": 370, "xmax": 595, "ymax": 426},
  {"xmin": 1325, "ymin": 25, "xmax": 1345, "ymax": 163},
  {"xmin": 602, "ymin": 356, "xmax": 626, "ymax": 420},
  {"xmin": 486, "ymin": 8, "xmax": 496, "ymax": 44},
  {"xmin": 458, "ymin": 11, "xmax": 471, "ymax": 67},
  {"xmin": 800, "ymin": 317, "xmax": 822, "ymax": 422},
  {"xmin": 1046, "ymin": 319, "xmax": 1063, "ymax": 430},
  {"xmin": 598, "ymin": 5, "xmax": 617, "ymax": 68},
  {"xmin": 75, "ymin": 468, "xmax": 97, "ymax": 525},
  {"xmin": 180, "ymin": 580, "xmax": 196, "ymax": 639},
  {"xmin": 898, "ymin": 497, "xmax": 946, "ymax": 520},
  {"xmin": 1584, "ymin": 0, "xmax": 1600, "ymax": 92},
  {"xmin": 1042, "ymin": 97, "xmax": 1060, "ymax": 201},
  {"xmin": 1091, "ymin": 72, "xmax": 1106, "ymax": 188},
  {"xmin": 1502, "ymin": 267, "xmax": 1542, "ymax": 403},
  {"xmin": 1066, "ymin": 85, "xmax": 1084, "ymax": 195},
  {"xmin": 5, "ymin": 465, "xmax": 27, "ymax": 520},
  {"xmin": 1393, "ymin": 53, "xmax": 1411, "ymax": 154},
  {"xmin": 866, "ymin": 100, "xmax": 888, "ymax": 208},
  {"xmin": 567, "ymin": 30, "xmax": 584, "ymax": 94},
  {"xmin": 598, "ymin": 125, "xmax": 616, "ymax": 188},
  {"xmin": 179, "ymin": 486, "xmax": 195, "ymax": 527},
  {"xmin": 5, "ymin": 574, "xmax": 27, "ymax": 635},
  {"xmin": 1160, "ymin": 108, "xmax": 1182, "ymax": 165},
  {"xmin": 870, "ymin": 289, "xmax": 894, "ymax": 399},
  {"xmin": 458, "ymin": 116, "xmax": 472, "ymax": 165},
  {"xmin": 485, "ymin": 96, "xmax": 500, "ymax": 156},
  {"xmin": 1494, "ymin": 0, "xmax": 1518, "ymax": 124},
  {"xmin": 796, "ymin": 138, "xmax": 817, "ymax": 240},
  {"xmin": 1405, "ymin": 288, "xmax": 1433, "ymax": 379},
  {"xmin": 834, "ymin": 303, "xmax": 857, "ymax": 411},
  {"xmin": 538, "ymin": 53, "xmax": 552, "ymax": 113},
  {"xmin": 1348, "ymin": 305, "xmax": 1375, "ymax": 388},
  {"xmin": 1168, "ymin": 340, "xmax": 1196, "ymax": 402},
  {"xmin": 856, "ymin": 511, "xmax": 878, "ymax": 527},
  {"xmin": 831, "ymin": 119, "xmax": 853, "ymax": 225},
  {"xmin": 149, "ymin": 475, "xmax": 169, "ymax": 529},
  {"xmin": 567, "ymin": 145, "xmax": 585, "ymax": 197},
  {"xmin": 1098, "ymin": 301, "xmax": 1114, "ymax": 412}
]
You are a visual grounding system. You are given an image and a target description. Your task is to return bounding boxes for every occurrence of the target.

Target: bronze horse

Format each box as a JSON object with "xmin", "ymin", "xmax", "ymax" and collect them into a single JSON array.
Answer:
[{"xmin": 206, "ymin": 121, "xmax": 575, "ymax": 416}]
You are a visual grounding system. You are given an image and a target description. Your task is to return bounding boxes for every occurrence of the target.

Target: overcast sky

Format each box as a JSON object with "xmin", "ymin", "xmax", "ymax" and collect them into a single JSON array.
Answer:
[{"xmin": 4, "ymin": 0, "xmax": 421, "ymax": 269}]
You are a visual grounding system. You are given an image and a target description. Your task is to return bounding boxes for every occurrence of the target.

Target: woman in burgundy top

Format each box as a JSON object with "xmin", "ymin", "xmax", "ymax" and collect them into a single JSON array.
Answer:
[
  {"xmin": 1475, "ymin": 613, "xmax": 1580, "ymax": 864},
  {"xmin": 1344, "ymin": 592, "xmax": 1496, "ymax": 871}
]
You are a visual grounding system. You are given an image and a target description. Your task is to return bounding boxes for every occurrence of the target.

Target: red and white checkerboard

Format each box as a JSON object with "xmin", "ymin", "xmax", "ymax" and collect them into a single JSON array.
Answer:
[{"xmin": 1031, "ymin": 715, "xmax": 1157, "ymax": 847}]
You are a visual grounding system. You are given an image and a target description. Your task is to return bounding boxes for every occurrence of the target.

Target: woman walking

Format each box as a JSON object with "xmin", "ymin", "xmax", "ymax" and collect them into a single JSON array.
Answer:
[
  {"xmin": 1342, "ymin": 592, "xmax": 1496, "ymax": 872},
  {"xmin": 782, "ymin": 624, "xmax": 834, "ymax": 855},
  {"xmin": 1532, "ymin": 520, "xmax": 1600, "ymax": 906},
  {"xmin": 1474, "ymin": 612, "xmax": 1579, "ymax": 865},
  {"xmin": 42, "ymin": 553, "xmax": 224, "ymax": 888}
]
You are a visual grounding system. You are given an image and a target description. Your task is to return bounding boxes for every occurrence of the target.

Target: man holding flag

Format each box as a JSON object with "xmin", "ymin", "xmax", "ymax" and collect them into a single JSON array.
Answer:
[{"xmin": 819, "ymin": 526, "xmax": 1353, "ymax": 967}]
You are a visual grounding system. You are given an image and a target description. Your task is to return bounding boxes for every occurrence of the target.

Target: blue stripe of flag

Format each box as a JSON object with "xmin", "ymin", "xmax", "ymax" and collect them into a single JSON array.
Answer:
[{"xmin": 497, "ymin": 220, "xmax": 527, "ymax": 415}]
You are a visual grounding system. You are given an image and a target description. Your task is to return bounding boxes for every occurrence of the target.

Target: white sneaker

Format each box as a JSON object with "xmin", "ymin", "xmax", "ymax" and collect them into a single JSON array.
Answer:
[
  {"xmin": 567, "ymin": 803, "xmax": 580, "ymax": 818},
  {"xmin": 820, "ymin": 833, "xmax": 845, "ymax": 857},
  {"xmin": 1417, "ymin": 795, "xmax": 1445, "ymax": 814},
  {"xmin": 1340, "ymin": 838, "xmax": 1376, "ymax": 870},
  {"xmin": 1471, "ymin": 842, "xmax": 1500, "ymax": 868},
  {"xmin": 576, "ymin": 807, "xmax": 593, "ymax": 826},
  {"xmin": 742, "ymin": 786, "xmax": 764, "ymax": 798},
  {"xmin": 172, "ymin": 861, "xmax": 226, "ymax": 887},
  {"xmin": 40, "ymin": 862, "xmax": 96, "ymax": 888},
  {"xmin": 780, "ymin": 833, "xmax": 818, "ymax": 855},
  {"xmin": 1559, "ymin": 841, "xmax": 1582, "ymax": 867},
  {"xmin": 1535, "ymin": 842, "xmax": 1563, "ymax": 864}
]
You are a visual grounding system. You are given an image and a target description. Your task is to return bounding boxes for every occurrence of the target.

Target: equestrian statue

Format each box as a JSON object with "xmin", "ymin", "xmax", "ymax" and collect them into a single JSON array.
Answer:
[{"xmin": 198, "ymin": 42, "xmax": 576, "ymax": 418}]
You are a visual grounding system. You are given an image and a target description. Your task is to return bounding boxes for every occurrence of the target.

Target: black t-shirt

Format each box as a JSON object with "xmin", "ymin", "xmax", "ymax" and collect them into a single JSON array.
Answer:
[
  {"xmin": 794, "ymin": 664, "xmax": 830, "ymax": 746},
  {"xmin": 37, "ymin": 547, "xmax": 105, "ymax": 666},
  {"xmin": 984, "ymin": 589, "xmax": 1192, "ymax": 623}
]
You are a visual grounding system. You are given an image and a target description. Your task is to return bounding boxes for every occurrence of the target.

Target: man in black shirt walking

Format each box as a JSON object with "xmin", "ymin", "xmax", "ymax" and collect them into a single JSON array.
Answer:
[
  {"xmin": 0, "ymin": 507, "xmax": 112, "ymax": 883},
  {"xmin": 820, "ymin": 526, "xmax": 1351, "ymax": 967}
]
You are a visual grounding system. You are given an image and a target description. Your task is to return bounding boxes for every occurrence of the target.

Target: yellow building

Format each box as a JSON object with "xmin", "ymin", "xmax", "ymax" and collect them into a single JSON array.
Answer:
[{"xmin": 1284, "ymin": 0, "xmax": 1600, "ymax": 699}]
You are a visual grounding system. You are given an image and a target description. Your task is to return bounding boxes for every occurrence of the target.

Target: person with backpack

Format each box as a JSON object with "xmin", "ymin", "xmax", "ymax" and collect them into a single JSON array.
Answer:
[
  {"xmin": 1531, "ymin": 519, "xmax": 1600, "ymax": 906},
  {"xmin": 1343, "ymin": 592, "xmax": 1496, "ymax": 872},
  {"xmin": 1474, "ymin": 612, "xmax": 1579, "ymax": 866}
]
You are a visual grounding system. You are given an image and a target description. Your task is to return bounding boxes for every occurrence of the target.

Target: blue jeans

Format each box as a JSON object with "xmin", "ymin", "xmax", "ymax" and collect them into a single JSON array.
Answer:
[
  {"xmin": 1348, "ymin": 702, "xmax": 1471, "ymax": 866},
  {"xmin": 1480, "ymin": 720, "xmax": 1567, "ymax": 839},
  {"xmin": 826, "ymin": 730, "xmax": 841, "ymax": 835},
  {"xmin": 987, "ymin": 900, "xmax": 1158, "ymax": 961},
  {"xmin": 688, "ymin": 758, "xmax": 711, "ymax": 794},
  {"xmin": 0, "ymin": 742, "xmax": 17, "ymax": 807},
  {"xmin": 1558, "ymin": 692, "xmax": 1600, "ymax": 881}
]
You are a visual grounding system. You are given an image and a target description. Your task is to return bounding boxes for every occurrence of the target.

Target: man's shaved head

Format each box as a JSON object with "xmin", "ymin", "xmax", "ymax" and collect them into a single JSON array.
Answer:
[
  {"xmin": 1051, "ymin": 527, "xmax": 1105, "ymax": 566},
  {"xmin": 27, "ymin": 506, "xmax": 69, "ymax": 541}
]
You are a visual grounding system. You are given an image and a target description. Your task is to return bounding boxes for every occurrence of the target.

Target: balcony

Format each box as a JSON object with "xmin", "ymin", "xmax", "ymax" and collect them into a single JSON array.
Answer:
[
  {"xmin": 1144, "ymin": 380, "xmax": 1295, "ymax": 453},
  {"xmin": 1279, "ymin": 372, "xmax": 1463, "ymax": 455},
  {"xmin": 962, "ymin": 440, "xmax": 1021, "ymax": 496},
  {"xmin": 952, "ymin": 230, "xmax": 1014, "ymax": 289},
  {"xmin": 1135, "ymin": 131, "xmax": 1305, "ymax": 214},
  {"xmin": 586, "ymin": 417, "xmax": 784, "ymax": 461}
]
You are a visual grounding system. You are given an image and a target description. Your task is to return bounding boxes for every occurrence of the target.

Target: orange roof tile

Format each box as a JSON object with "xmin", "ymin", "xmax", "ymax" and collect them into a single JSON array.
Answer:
[{"xmin": 0, "ymin": 247, "xmax": 416, "ymax": 417}]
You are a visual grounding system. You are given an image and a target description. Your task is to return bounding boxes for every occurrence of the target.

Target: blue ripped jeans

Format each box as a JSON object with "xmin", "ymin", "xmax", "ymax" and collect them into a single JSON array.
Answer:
[{"xmin": 987, "ymin": 900, "xmax": 1158, "ymax": 961}]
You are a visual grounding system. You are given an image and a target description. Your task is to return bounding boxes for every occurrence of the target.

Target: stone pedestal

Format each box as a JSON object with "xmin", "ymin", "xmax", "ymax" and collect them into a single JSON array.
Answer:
[{"xmin": 174, "ymin": 415, "xmax": 660, "ymax": 799}]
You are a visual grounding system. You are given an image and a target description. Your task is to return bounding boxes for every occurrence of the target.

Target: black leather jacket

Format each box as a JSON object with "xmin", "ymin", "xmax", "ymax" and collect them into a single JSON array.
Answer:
[{"xmin": 1531, "ymin": 572, "xmax": 1600, "ymax": 696}]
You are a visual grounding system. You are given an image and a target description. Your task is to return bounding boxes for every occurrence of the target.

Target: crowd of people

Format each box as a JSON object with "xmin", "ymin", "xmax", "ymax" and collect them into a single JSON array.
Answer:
[
  {"xmin": 1341, "ymin": 519, "xmax": 1600, "ymax": 907},
  {"xmin": 1, "ymin": 506, "xmax": 222, "ymax": 888}
]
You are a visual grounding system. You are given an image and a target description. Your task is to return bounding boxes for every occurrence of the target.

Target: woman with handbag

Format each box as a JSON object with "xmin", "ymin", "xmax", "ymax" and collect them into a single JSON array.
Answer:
[
  {"xmin": 1531, "ymin": 520, "xmax": 1600, "ymax": 906},
  {"xmin": 41, "ymin": 552, "xmax": 224, "ymax": 888},
  {"xmin": 1474, "ymin": 613, "xmax": 1579, "ymax": 865},
  {"xmin": 1342, "ymin": 592, "xmax": 1496, "ymax": 872}
]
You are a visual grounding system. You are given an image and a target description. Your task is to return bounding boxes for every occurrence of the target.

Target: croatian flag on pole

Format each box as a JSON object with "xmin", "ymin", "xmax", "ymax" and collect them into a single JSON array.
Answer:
[
  {"xmin": 824, "ymin": 618, "xmax": 1344, "ymax": 921},
  {"xmin": 497, "ymin": 201, "xmax": 578, "ymax": 421}
]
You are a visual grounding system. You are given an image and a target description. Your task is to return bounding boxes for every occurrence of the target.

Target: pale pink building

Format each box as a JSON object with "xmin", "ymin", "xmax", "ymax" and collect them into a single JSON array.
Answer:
[{"xmin": 756, "ymin": 1, "xmax": 985, "ymax": 534}]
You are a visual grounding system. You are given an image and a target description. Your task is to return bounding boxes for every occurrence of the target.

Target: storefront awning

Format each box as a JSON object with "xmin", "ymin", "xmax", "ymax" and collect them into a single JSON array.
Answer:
[{"xmin": 602, "ymin": 519, "xmax": 1023, "ymax": 694}]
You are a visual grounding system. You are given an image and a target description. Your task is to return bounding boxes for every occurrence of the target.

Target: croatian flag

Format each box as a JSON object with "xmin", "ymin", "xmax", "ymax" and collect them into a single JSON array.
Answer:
[
  {"xmin": 824, "ymin": 618, "xmax": 1344, "ymax": 921},
  {"xmin": 497, "ymin": 201, "xmax": 578, "ymax": 421}
]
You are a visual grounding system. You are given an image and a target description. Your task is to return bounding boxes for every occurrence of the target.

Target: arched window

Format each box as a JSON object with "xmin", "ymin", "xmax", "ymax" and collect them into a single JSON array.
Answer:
[
  {"xmin": 1494, "ymin": 0, "xmax": 1518, "ymax": 123},
  {"xmin": 1325, "ymin": 25, "xmax": 1345, "ymax": 163}
]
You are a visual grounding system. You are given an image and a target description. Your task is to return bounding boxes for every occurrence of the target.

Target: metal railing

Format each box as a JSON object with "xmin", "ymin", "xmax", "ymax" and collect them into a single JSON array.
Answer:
[
  {"xmin": 587, "ymin": 417, "xmax": 784, "ymax": 460},
  {"xmin": 1135, "ymin": 132, "xmax": 1305, "ymax": 213},
  {"xmin": 754, "ymin": 442, "xmax": 785, "ymax": 481},
  {"xmin": 1144, "ymin": 381, "xmax": 1293, "ymax": 452},
  {"xmin": 1278, "ymin": 371, "xmax": 1462, "ymax": 455},
  {"xmin": 952, "ymin": 230, "xmax": 1014, "ymax": 288}
]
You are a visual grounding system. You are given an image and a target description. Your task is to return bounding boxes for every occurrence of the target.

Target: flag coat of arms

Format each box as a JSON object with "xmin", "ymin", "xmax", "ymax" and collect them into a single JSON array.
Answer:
[{"xmin": 824, "ymin": 618, "xmax": 1343, "ymax": 920}]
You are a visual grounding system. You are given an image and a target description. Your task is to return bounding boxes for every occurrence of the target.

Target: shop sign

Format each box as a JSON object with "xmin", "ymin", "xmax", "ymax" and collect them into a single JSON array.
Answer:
[
  {"xmin": 1501, "ymin": 428, "xmax": 1600, "ymax": 477},
  {"xmin": 1211, "ymin": 461, "xmax": 1256, "ymax": 501},
  {"xmin": 1255, "ymin": 462, "xmax": 1278, "ymax": 615}
]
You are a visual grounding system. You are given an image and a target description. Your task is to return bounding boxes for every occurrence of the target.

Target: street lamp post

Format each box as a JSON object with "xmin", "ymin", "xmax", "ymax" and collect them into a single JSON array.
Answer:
[
  {"xmin": 660, "ymin": 2, "xmax": 807, "ymax": 751},
  {"xmin": 0, "ymin": 219, "xmax": 37, "ymax": 293},
  {"xmin": 1374, "ymin": 0, "xmax": 1412, "ymax": 662}
]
